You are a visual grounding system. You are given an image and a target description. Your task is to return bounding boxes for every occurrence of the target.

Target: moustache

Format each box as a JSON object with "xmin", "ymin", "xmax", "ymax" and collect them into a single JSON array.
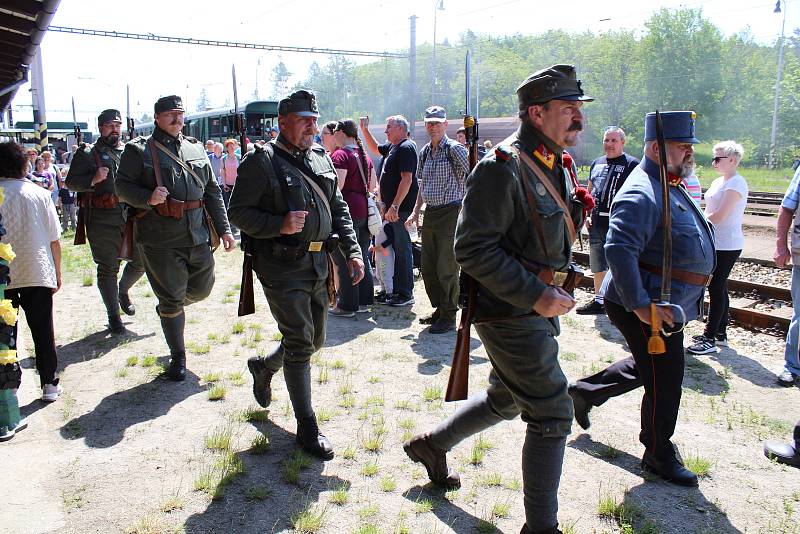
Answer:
[{"xmin": 568, "ymin": 121, "xmax": 583, "ymax": 132}]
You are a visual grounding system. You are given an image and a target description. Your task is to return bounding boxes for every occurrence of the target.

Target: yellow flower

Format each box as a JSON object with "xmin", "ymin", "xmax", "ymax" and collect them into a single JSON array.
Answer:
[
  {"xmin": 0, "ymin": 243, "xmax": 14, "ymax": 263},
  {"xmin": 0, "ymin": 349, "xmax": 16, "ymax": 365},
  {"xmin": 0, "ymin": 186, "xmax": 5, "ymax": 206},
  {"xmin": 0, "ymin": 299, "xmax": 16, "ymax": 325}
]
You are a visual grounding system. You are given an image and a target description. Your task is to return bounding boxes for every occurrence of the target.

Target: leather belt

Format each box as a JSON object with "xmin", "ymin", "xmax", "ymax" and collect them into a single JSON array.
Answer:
[
  {"xmin": 88, "ymin": 193, "xmax": 119, "ymax": 209},
  {"xmin": 154, "ymin": 197, "xmax": 204, "ymax": 219},
  {"xmin": 639, "ymin": 262, "xmax": 711, "ymax": 287}
]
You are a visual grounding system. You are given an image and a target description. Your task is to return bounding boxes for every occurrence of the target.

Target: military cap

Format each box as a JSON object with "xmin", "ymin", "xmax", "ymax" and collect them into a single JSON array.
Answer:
[
  {"xmin": 516, "ymin": 64, "xmax": 593, "ymax": 109},
  {"xmin": 97, "ymin": 109, "xmax": 121, "ymax": 125},
  {"xmin": 643, "ymin": 111, "xmax": 699, "ymax": 144},
  {"xmin": 424, "ymin": 106, "xmax": 447, "ymax": 122},
  {"xmin": 154, "ymin": 95, "xmax": 185, "ymax": 115},
  {"xmin": 278, "ymin": 90, "xmax": 319, "ymax": 118}
]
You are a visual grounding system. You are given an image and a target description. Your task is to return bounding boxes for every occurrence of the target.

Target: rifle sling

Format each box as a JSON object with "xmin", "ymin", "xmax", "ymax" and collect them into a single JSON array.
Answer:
[
  {"xmin": 271, "ymin": 142, "xmax": 332, "ymax": 220},
  {"xmin": 150, "ymin": 138, "xmax": 205, "ymax": 188}
]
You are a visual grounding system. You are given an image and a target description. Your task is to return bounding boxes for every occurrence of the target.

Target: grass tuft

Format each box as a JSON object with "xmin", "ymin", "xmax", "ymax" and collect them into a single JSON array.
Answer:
[
  {"xmin": 207, "ymin": 384, "xmax": 227, "ymax": 401},
  {"xmin": 291, "ymin": 503, "xmax": 326, "ymax": 533},
  {"xmin": 249, "ymin": 434, "xmax": 270, "ymax": 455}
]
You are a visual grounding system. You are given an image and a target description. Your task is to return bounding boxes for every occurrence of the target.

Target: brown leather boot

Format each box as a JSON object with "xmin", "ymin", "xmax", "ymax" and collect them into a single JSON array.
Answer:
[{"xmin": 403, "ymin": 433, "xmax": 460, "ymax": 489}]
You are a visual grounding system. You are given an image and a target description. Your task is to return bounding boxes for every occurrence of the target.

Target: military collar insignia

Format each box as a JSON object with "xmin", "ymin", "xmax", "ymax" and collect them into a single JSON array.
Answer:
[{"xmin": 533, "ymin": 143, "xmax": 555, "ymax": 170}]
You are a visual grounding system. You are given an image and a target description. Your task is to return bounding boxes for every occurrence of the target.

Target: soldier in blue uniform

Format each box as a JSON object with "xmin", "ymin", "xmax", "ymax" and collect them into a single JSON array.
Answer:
[
  {"xmin": 404, "ymin": 65, "xmax": 590, "ymax": 534},
  {"xmin": 569, "ymin": 111, "xmax": 715, "ymax": 487}
]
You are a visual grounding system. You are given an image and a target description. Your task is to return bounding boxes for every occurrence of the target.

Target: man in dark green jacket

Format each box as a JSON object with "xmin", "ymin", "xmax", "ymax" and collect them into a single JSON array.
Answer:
[
  {"xmin": 228, "ymin": 90, "xmax": 363, "ymax": 460},
  {"xmin": 116, "ymin": 96, "xmax": 235, "ymax": 381},
  {"xmin": 66, "ymin": 109, "xmax": 146, "ymax": 334},
  {"xmin": 404, "ymin": 66, "xmax": 590, "ymax": 534}
]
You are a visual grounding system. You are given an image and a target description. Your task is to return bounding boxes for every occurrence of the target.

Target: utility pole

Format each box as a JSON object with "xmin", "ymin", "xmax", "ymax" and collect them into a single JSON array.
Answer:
[
  {"xmin": 769, "ymin": 0, "xmax": 787, "ymax": 169},
  {"xmin": 409, "ymin": 15, "xmax": 417, "ymax": 139},
  {"xmin": 30, "ymin": 48, "xmax": 48, "ymax": 151}
]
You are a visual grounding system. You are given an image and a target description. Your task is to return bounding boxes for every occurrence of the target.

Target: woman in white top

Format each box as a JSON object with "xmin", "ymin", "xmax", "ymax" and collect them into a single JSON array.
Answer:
[{"xmin": 687, "ymin": 140, "xmax": 749, "ymax": 354}]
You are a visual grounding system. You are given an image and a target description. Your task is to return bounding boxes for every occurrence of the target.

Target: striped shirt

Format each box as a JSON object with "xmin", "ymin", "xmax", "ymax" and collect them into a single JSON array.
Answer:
[{"xmin": 416, "ymin": 136, "xmax": 469, "ymax": 207}]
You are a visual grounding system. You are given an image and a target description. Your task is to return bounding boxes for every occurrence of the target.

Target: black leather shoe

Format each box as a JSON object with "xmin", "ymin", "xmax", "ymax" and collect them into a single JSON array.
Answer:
[
  {"xmin": 403, "ymin": 433, "xmax": 461, "ymax": 489},
  {"xmin": 166, "ymin": 352, "xmax": 186, "ymax": 381},
  {"xmin": 419, "ymin": 310, "xmax": 440, "ymax": 325},
  {"xmin": 108, "ymin": 315, "xmax": 126, "ymax": 335},
  {"xmin": 247, "ymin": 357, "xmax": 275, "ymax": 408},
  {"xmin": 119, "ymin": 292, "xmax": 135, "ymax": 316},
  {"xmin": 296, "ymin": 416, "xmax": 334, "ymax": 460},
  {"xmin": 641, "ymin": 451, "xmax": 698, "ymax": 486},
  {"xmin": 764, "ymin": 440, "xmax": 800, "ymax": 468},
  {"xmin": 576, "ymin": 300, "xmax": 605, "ymax": 315},
  {"xmin": 568, "ymin": 384, "xmax": 591, "ymax": 430},
  {"xmin": 429, "ymin": 318, "xmax": 455, "ymax": 334}
]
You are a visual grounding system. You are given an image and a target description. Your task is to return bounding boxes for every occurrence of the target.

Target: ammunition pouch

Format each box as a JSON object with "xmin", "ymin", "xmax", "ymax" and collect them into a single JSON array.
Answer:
[
  {"xmin": 154, "ymin": 197, "xmax": 204, "ymax": 219},
  {"xmin": 88, "ymin": 193, "xmax": 119, "ymax": 209}
]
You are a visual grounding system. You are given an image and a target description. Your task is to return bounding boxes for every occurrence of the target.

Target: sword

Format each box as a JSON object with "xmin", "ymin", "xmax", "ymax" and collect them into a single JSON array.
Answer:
[
  {"xmin": 647, "ymin": 110, "xmax": 671, "ymax": 355},
  {"xmin": 126, "ymin": 84, "xmax": 135, "ymax": 140}
]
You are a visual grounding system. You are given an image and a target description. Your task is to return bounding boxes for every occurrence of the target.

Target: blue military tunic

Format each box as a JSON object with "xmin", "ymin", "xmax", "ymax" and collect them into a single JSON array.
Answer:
[{"xmin": 604, "ymin": 156, "xmax": 715, "ymax": 321}]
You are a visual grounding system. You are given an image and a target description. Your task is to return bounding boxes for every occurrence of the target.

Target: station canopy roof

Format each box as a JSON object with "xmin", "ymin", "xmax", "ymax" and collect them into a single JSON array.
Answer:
[{"xmin": 0, "ymin": 0, "xmax": 61, "ymax": 113}]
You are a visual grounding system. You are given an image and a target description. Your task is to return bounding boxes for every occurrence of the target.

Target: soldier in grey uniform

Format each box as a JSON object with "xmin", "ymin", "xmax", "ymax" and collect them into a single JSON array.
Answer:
[
  {"xmin": 116, "ymin": 96, "xmax": 235, "ymax": 381},
  {"xmin": 228, "ymin": 90, "xmax": 364, "ymax": 460},
  {"xmin": 404, "ymin": 66, "xmax": 590, "ymax": 534},
  {"xmin": 66, "ymin": 109, "xmax": 146, "ymax": 334}
]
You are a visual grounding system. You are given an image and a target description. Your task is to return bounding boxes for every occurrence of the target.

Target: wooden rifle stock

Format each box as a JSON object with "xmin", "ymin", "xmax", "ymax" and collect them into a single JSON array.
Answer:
[
  {"xmin": 73, "ymin": 194, "xmax": 88, "ymax": 245},
  {"xmin": 445, "ymin": 273, "xmax": 477, "ymax": 401},
  {"xmin": 237, "ymin": 235, "xmax": 255, "ymax": 316}
]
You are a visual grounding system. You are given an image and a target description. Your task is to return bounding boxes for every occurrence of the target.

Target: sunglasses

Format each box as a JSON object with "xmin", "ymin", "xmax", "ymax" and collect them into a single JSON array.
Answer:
[{"xmin": 711, "ymin": 156, "xmax": 728, "ymax": 163}]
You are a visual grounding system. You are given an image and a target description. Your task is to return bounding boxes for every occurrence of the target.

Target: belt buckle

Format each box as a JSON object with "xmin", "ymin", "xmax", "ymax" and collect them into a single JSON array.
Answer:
[
  {"xmin": 308, "ymin": 241, "xmax": 323, "ymax": 252},
  {"xmin": 553, "ymin": 271, "xmax": 567, "ymax": 287}
]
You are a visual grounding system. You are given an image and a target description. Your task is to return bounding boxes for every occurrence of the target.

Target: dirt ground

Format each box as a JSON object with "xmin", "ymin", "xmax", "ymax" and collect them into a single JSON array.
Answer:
[{"xmin": 3, "ymin": 238, "xmax": 799, "ymax": 534}]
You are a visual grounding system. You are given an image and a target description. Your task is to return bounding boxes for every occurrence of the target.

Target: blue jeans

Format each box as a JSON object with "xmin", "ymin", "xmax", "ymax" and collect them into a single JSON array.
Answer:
[
  {"xmin": 390, "ymin": 212, "xmax": 414, "ymax": 299},
  {"xmin": 784, "ymin": 265, "xmax": 800, "ymax": 375}
]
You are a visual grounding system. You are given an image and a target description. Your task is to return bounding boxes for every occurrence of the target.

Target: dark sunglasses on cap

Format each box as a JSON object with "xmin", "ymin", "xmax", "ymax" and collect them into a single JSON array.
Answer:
[{"xmin": 711, "ymin": 156, "xmax": 729, "ymax": 163}]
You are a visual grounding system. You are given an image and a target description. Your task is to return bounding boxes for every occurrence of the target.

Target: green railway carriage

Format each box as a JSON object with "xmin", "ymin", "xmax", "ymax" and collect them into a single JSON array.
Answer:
[{"xmin": 136, "ymin": 100, "xmax": 279, "ymax": 143}]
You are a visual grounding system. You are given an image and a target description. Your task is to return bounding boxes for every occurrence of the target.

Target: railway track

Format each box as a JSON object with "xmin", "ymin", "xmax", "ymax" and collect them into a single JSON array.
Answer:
[{"xmin": 571, "ymin": 251, "xmax": 791, "ymax": 334}]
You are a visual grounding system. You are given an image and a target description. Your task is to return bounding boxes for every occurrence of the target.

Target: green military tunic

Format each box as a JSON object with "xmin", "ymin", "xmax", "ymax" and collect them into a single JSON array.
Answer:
[
  {"xmin": 115, "ymin": 126, "xmax": 230, "ymax": 316},
  {"xmin": 65, "ymin": 139, "xmax": 145, "ymax": 319},
  {"xmin": 228, "ymin": 137, "xmax": 360, "ymax": 361},
  {"xmin": 453, "ymin": 121, "xmax": 584, "ymax": 436}
]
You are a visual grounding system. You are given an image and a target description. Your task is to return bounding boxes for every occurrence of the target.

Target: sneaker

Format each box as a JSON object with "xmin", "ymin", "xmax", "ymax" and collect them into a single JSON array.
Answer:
[
  {"xmin": 375, "ymin": 291, "xmax": 389, "ymax": 304},
  {"xmin": 575, "ymin": 300, "xmax": 605, "ymax": 315},
  {"xmin": 41, "ymin": 382, "xmax": 62, "ymax": 402},
  {"xmin": 328, "ymin": 307, "xmax": 355, "ymax": 318},
  {"xmin": 686, "ymin": 336, "xmax": 717, "ymax": 355},
  {"xmin": 388, "ymin": 295, "xmax": 415, "ymax": 307},
  {"xmin": 692, "ymin": 333, "xmax": 728, "ymax": 347},
  {"xmin": 777, "ymin": 369, "xmax": 798, "ymax": 387},
  {"xmin": 356, "ymin": 305, "xmax": 370, "ymax": 314}
]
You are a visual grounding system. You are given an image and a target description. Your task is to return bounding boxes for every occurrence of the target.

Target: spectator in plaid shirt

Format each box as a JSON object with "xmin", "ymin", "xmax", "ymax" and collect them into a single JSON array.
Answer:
[{"xmin": 407, "ymin": 106, "xmax": 469, "ymax": 333}]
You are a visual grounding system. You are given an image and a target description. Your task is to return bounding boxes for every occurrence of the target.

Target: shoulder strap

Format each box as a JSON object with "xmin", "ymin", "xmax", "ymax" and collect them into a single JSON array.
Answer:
[
  {"xmin": 351, "ymin": 147, "xmax": 370, "ymax": 194},
  {"xmin": 517, "ymin": 150, "xmax": 577, "ymax": 243},
  {"xmin": 445, "ymin": 141, "xmax": 458, "ymax": 178},
  {"xmin": 147, "ymin": 139, "xmax": 164, "ymax": 188},
  {"xmin": 150, "ymin": 138, "xmax": 205, "ymax": 188}
]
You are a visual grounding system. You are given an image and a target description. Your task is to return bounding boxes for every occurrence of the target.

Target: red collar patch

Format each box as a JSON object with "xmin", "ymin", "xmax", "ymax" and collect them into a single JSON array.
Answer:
[{"xmin": 668, "ymin": 174, "xmax": 683, "ymax": 187}]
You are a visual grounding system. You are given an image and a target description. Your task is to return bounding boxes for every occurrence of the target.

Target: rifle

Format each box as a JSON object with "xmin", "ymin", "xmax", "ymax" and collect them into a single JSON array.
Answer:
[
  {"xmin": 233, "ymin": 64, "xmax": 256, "ymax": 316},
  {"xmin": 445, "ymin": 51, "xmax": 480, "ymax": 402},
  {"xmin": 72, "ymin": 97, "xmax": 88, "ymax": 245},
  {"xmin": 647, "ymin": 110, "xmax": 670, "ymax": 355},
  {"xmin": 118, "ymin": 85, "xmax": 137, "ymax": 261}
]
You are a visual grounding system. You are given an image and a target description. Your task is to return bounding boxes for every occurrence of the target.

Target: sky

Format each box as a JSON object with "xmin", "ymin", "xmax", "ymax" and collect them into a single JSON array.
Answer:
[{"xmin": 10, "ymin": 0, "xmax": 799, "ymax": 134}]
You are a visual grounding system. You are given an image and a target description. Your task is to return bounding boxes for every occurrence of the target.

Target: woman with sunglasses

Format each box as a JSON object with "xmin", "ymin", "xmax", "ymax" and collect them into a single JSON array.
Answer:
[
  {"xmin": 687, "ymin": 141, "xmax": 748, "ymax": 354},
  {"xmin": 320, "ymin": 121, "xmax": 338, "ymax": 154}
]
